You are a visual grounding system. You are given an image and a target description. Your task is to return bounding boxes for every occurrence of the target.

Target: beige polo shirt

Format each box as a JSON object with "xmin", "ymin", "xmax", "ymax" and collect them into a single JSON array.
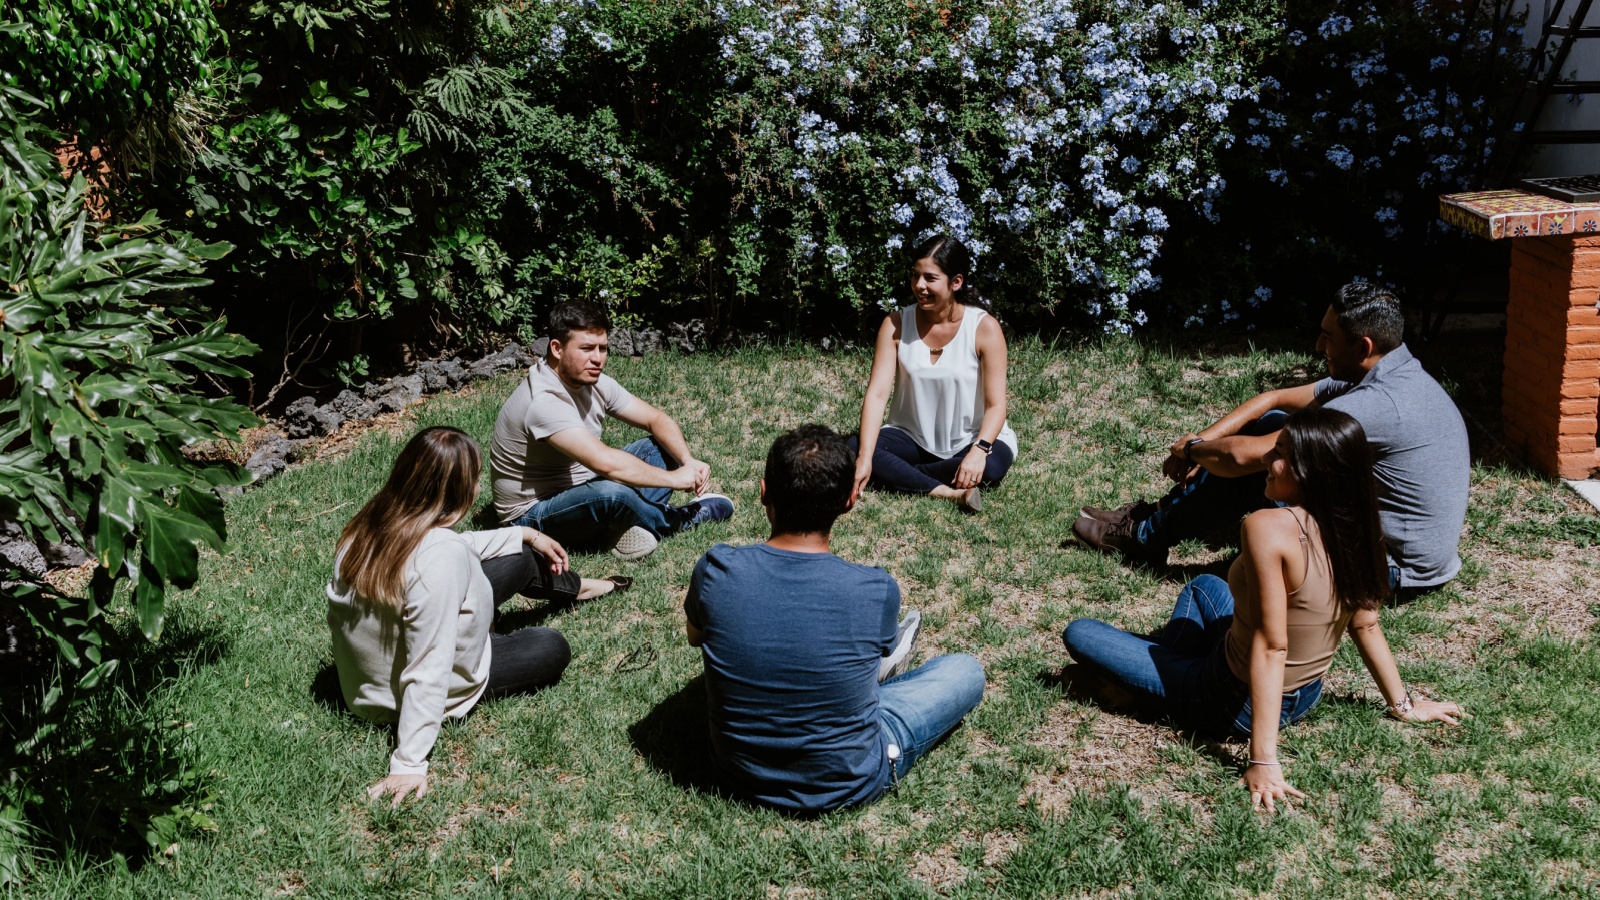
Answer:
[{"xmin": 489, "ymin": 359, "xmax": 634, "ymax": 522}]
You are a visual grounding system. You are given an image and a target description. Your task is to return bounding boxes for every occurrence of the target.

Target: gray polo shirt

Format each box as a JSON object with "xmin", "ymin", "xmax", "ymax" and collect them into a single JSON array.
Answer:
[{"xmin": 1314, "ymin": 344, "xmax": 1470, "ymax": 588}]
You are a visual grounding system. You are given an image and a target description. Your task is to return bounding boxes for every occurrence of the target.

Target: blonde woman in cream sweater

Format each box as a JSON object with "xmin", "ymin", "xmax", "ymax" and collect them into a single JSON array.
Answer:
[{"xmin": 328, "ymin": 426, "xmax": 626, "ymax": 804}]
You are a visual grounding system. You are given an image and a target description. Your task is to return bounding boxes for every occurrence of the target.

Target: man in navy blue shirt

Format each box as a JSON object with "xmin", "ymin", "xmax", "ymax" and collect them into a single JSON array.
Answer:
[{"xmin": 684, "ymin": 424, "xmax": 985, "ymax": 814}]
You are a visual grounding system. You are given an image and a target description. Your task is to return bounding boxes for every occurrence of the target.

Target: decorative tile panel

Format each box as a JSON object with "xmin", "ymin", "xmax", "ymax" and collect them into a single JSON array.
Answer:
[{"xmin": 1440, "ymin": 189, "xmax": 1600, "ymax": 240}]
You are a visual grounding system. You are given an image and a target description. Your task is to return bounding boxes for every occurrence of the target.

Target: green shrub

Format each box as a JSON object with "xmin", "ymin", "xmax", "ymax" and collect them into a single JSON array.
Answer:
[{"xmin": 0, "ymin": 80, "xmax": 257, "ymax": 877}]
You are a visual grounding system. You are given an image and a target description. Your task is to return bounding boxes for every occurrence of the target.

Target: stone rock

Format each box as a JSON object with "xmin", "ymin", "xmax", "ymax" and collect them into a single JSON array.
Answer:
[
  {"xmin": 0, "ymin": 520, "xmax": 45, "ymax": 578},
  {"xmin": 281, "ymin": 393, "xmax": 318, "ymax": 435},
  {"xmin": 368, "ymin": 374, "xmax": 424, "ymax": 414},
  {"xmin": 439, "ymin": 358, "xmax": 470, "ymax": 388},
  {"xmin": 820, "ymin": 336, "xmax": 834, "ymax": 352},
  {"xmin": 630, "ymin": 327, "xmax": 666, "ymax": 356},
  {"xmin": 246, "ymin": 436, "xmax": 295, "ymax": 481},
  {"xmin": 467, "ymin": 343, "xmax": 530, "ymax": 379},
  {"xmin": 610, "ymin": 329, "xmax": 635, "ymax": 357},
  {"xmin": 329, "ymin": 389, "xmax": 376, "ymax": 420},
  {"xmin": 42, "ymin": 541, "xmax": 89, "ymax": 569},
  {"xmin": 528, "ymin": 336, "xmax": 550, "ymax": 358},
  {"xmin": 417, "ymin": 357, "xmax": 472, "ymax": 393},
  {"xmin": 283, "ymin": 396, "xmax": 340, "ymax": 438},
  {"xmin": 669, "ymin": 319, "xmax": 708, "ymax": 354}
]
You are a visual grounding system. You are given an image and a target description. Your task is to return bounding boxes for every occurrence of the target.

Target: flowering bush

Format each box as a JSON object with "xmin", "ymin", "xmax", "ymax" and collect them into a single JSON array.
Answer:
[
  {"xmin": 476, "ymin": 0, "xmax": 1273, "ymax": 333},
  {"xmin": 1165, "ymin": 0, "xmax": 1527, "ymax": 326},
  {"xmin": 713, "ymin": 0, "xmax": 1270, "ymax": 330}
]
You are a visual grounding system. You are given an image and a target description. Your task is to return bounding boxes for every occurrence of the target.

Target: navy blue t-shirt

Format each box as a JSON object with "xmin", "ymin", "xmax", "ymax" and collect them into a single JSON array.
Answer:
[{"xmin": 684, "ymin": 543, "xmax": 898, "ymax": 813}]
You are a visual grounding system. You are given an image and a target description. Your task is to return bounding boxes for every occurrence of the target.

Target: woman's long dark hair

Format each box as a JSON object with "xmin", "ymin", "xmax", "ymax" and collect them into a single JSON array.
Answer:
[
  {"xmin": 910, "ymin": 233, "xmax": 984, "ymax": 307},
  {"xmin": 337, "ymin": 427, "xmax": 482, "ymax": 607},
  {"xmin": 1280, "ymin": 407, "xmax": 1390, "ymax": 610}
]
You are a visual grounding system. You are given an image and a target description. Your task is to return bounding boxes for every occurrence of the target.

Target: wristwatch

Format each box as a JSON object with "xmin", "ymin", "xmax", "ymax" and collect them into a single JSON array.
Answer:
[
  {"xmin": 1182, "ymin": 437, "xmax": 1205, "ymax": 460},
  {"xmin": 975, "ymin": 439, "xmax": 994, "ymax": 455}
]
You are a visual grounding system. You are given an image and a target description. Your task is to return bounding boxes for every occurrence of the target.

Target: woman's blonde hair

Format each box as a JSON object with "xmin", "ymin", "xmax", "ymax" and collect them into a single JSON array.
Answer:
[{"xmin": 337, "ymin": 426, "xmax": 482, "ymax": 607}]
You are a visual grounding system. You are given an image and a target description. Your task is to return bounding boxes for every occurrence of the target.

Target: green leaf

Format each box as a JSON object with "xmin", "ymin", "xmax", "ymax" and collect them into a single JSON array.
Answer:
[
  {"xmin": 139, "ymin": 502, "xmax": 219, "ymax": 588},
  {"xmin": 135, "ymin": 560, "xmax": 166, "ymax": 641}
]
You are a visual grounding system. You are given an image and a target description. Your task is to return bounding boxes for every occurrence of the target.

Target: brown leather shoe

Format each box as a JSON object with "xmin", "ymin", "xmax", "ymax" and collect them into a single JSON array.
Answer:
[
  {"xmin": 1068, "ymin": 515, "xmax": 1167, "ymax": 566},
  {"xmin": 1080, "ymin": 499, "xmax": 1156, "ymax": 524}
]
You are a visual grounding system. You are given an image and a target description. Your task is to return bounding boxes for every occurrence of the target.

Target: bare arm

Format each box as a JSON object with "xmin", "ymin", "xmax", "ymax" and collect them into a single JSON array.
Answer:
[
  {"xmin": 611, "ymin": 397, "xmax": 709, "ymax": 494},
  {"xmin": 1347, "ymin": 608, "xmax": 1462, "ymax": 724},
  {"xmin": 953, "ymin": 315, "xmax": 1009, "ymax": 490},
  {"xmin": 1240, "ymin": 511, "xmax": 1308, "ymax": 812},
  {"xmin": 1166, "ymin": 383, "xmax": 1321, "ymax": 480},
  {"xmin": 685, "ymin": 618, "xmax": 704, "ymax": 647},
  {"xmin": 853, "ymin": 313, "xmax": 903, "ymax": 499},
  {"xmin": 546, "ymin": 426, "xmax": 699, "ymax": 492}
]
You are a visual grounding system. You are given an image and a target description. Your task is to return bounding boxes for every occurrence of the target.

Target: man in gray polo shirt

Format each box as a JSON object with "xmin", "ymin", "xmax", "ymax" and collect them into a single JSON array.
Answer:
[
  {"xmin": 1073, "ymin": 283, "xmax": 1470, "ymax": 596},
  {"xmin": 490, "ymin": 301, "xmax": 733, "ymax": 560}
]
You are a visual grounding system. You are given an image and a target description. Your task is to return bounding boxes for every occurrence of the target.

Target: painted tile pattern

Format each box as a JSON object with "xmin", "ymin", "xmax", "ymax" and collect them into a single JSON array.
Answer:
[{"xmin": 1440, "ymin": 189, "xmax": 1600, "ymax": 240}]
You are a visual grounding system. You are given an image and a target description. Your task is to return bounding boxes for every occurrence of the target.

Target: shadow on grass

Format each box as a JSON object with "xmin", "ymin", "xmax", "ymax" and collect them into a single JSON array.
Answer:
[
  {"xmin": 1036, "ymin": 663, "xmax": 1242, "ymax": 766},
  {"xmin": 627, "ymin": 675, "xmax": 737, "ymax": 802},
  {"xmin": 8, "ymin": 621, "xmax": 232, "ymax": 870},
  {"xmin": 310, "ymin": 661, "xmax": 349, "ymax": 715}
]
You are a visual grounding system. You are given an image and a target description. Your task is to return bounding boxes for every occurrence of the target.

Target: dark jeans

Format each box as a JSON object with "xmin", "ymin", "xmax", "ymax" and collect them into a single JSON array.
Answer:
[
  {"xmin": 848, "ymin": 428, "xmax": 1015, "ymax": 495},
  {"xmin": 479, "ymin": 544, "xmax": 577, "ymax": 698},
  {"xmin": 512, "ymin": 437, "xmax": 694, "ymax": 550},
  {"xmin": 1061, "ymin": 575, "xmax": 1323, "ymax": 738},
  {"xmin": 1132, "ymin": 411, "xmax": 1288, "ymax": 552}
]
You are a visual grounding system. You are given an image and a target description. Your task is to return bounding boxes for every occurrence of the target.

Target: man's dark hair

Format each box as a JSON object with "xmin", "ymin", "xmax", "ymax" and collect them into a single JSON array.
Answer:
[
  {"xmin": 548, "ymin": 301, "xmax": 611, "ymax": 347},
  {"xmin": 1330, "ymin": 283, "xmax": 1404, "ymax": 354},
  {"xmin": 764, "ymin": 425, "xmax": 855, "ymax": 535}
]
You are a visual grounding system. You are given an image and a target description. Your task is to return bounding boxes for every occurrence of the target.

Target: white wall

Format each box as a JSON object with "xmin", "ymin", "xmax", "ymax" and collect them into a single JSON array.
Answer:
[{"xmin": 1522, "ymin": 0, "xmax": 1600, "ymax": 177}]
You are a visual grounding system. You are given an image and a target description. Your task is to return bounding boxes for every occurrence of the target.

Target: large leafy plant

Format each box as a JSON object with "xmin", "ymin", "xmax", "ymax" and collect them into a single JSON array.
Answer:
[{"xmin": 0, "ymin": 81, "xmax": 257, "ymax": 876}]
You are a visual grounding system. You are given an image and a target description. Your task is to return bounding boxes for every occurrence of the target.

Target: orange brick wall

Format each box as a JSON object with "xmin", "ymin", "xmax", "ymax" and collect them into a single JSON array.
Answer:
[{"xmin": 1504, "ymin": 233, "xmax": 1600, "ymax": 479}]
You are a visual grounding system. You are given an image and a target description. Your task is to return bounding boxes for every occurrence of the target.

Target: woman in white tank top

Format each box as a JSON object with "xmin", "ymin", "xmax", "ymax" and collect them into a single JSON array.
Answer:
[{"xmin": 850, "ymin": 234, "xmax": 1017, "ymax": 512}]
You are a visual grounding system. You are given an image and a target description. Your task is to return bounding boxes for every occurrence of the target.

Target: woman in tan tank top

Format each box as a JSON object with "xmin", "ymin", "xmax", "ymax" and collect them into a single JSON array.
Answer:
[{"xmin": 1063, "ymin": 408, "xmax": 1461, "ymax": 812}]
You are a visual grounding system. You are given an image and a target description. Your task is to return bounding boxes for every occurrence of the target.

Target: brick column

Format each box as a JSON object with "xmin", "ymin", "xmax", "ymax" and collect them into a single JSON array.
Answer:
[{"xmin": 1504, "ymin": 233, "xmax": 1600, "ymax": 479}]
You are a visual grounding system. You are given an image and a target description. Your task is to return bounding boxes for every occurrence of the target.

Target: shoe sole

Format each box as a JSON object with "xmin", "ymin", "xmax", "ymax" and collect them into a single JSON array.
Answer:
[
  {"xmin": 610, "ymin": 526, "xmax": 659, "ymax": 561},
  {"xmin": 959, "ymin": 487, "xmax": 983, "ymax": 513},
  {"xmin": 881, "ymin": 611, "xmax": 922, "ymax": 682}
]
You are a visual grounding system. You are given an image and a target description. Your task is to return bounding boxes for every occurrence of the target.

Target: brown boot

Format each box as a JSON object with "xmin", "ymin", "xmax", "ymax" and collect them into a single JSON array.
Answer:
[
  {"xmin": 1080, "ymin": 499, "xmax": 1156, "ymax": 524},
  {"xmin": 1068, "ymin": 515, "xmax": 1167, "ymax": 566}
]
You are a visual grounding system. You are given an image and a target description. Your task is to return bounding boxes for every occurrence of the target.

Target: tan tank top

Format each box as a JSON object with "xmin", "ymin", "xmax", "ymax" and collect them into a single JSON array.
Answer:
[{"xmin": 1225, "ymin": 510, "xmax": 1351, "ymax": 692}]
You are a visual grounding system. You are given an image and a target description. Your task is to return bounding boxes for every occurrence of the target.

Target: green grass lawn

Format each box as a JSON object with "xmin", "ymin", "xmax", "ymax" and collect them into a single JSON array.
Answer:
[{"xmin": 26, "ymin": 336, "xmax": 1600, "ymax": 898}]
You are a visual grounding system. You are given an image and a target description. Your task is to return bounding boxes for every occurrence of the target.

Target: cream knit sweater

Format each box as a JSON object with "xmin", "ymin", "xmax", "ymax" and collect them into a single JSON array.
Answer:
[{"xmin": 327, "ymin": 526, "xmax": 524, "ymax": 774}]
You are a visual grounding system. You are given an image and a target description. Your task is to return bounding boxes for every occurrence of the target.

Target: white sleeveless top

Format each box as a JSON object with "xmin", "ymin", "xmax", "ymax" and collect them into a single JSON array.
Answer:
[{"xmin": 883, "ymin": 304, "xmax": 1018, "ymax": 459}]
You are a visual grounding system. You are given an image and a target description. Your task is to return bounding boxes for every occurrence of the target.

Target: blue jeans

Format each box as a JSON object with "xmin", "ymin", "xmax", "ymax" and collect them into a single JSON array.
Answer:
[
  {"xmin": 877, "ymin": 653, "xmax": 986, "ymax": 781},
  {"xmin": 1133, "ymin": 411, "xmax": 1289, "ymax": 552},
  {"xmin": 1061, "ymin": 575, "xmax": 1323, "ymax": 738},
  {"xmin": 512, "ymin": 437, "xmax": 692, "ymax": 550}
]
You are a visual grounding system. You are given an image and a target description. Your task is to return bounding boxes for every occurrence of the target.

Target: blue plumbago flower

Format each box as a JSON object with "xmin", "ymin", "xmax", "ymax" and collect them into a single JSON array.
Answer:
[
  {"xmin": 591, "ymin": 31, "xmax": 613, "ymax": 50},
  {"xmin": 1318, "ymin": 15, "xmax": 1353, "ymax": 38},
  {"xmin": 1326, "ymin": 145, "xmax": 1355, "ymax": 169},
  {"xmin": 543, "ymin": 24, "xmax": 567, "ymax": 55}
]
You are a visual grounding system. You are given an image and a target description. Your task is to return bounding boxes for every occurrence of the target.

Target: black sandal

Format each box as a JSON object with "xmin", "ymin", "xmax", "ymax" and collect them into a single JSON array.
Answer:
[{"xmin": 603, "ymin": 575, "xmax": 633, "ymax": 593}]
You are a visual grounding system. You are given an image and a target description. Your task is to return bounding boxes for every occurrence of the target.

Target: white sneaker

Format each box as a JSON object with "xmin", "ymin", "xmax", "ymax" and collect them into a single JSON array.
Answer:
[
  {"xmin": 879, "ymin": 611, "xmax": 922, "ymax": 682},
  {"xmin": 610, "ymin": 525, "xmax": 659, "ymax": 561}
]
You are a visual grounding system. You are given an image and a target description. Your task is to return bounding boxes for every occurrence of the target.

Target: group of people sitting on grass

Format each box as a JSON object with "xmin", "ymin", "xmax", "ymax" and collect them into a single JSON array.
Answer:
[{"xmin": 326, "ymin": 233, "xmax": 1468, "ymax": 815}]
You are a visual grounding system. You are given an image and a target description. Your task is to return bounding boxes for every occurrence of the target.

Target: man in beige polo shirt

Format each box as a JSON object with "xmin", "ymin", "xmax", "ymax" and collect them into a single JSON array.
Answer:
[{"xmin": 490, "ymin": 301, "xmax": 733, "ymax": 560}]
